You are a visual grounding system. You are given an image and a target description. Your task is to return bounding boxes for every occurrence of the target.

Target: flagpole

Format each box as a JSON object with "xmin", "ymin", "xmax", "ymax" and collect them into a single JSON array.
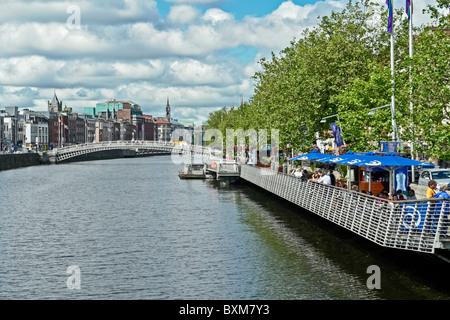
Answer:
[
  {"xmin": 387, "ymin": 0, "xmax": 397, "ymax": 142},
  {"xmin": 408, "ymin": 0, "xmax": 416, "ymax": 181},
  {"xmin": 390, "ymin": 31, "xmax": 396, "ymax": 142},
  {"xmin": 59, "ymin": 115, "xmax": 62, "ymax": 148}
]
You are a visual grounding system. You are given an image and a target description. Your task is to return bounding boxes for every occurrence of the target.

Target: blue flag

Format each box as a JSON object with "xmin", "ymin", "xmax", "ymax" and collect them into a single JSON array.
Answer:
[
  {"xmin": 406, "ymin": 0, "xmax": 412, "ymax": 21},
  {"xmin": 330, "ymin": 123, "xmax": 343, "ymax": 147},
  {"xmin": 386, "ymin": 0, "xmax": 393, "ymax": 33}
]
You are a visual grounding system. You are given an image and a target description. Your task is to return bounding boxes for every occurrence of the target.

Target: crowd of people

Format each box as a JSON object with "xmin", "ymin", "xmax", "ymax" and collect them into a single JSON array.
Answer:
[
  {"xmin": 291, "ymin": 168, "xmax": 335, "ymax": 185},
  {"xmin": 372, "ymin": 188, "xmax": 415, "ymax": 201},
  {"xmin": 290, "ymin": 167, "xmax": 450, "ymax": 201}
]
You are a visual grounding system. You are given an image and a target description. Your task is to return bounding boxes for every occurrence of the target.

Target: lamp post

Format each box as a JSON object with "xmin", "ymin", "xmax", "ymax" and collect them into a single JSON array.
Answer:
[
  {"xmin": 368, "ymin": 104, "xmax": 398, "ymax": 142},
  {"xmin": 369, "ymin": 104, "xmax": 406, "ymax": 188}
]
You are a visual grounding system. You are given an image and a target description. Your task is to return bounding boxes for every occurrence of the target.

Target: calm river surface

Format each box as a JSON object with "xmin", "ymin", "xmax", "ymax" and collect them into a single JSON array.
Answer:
[{"xmin": 0, "ymin": 156, "xmax": 449, "ymax": 300}]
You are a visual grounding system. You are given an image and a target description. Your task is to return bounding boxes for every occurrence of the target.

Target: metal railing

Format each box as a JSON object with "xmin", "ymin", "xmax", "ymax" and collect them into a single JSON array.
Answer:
[
  {"xmin": 52, "ymin": 140, "xmax": 176, "ymax": 153},
  {"xmin": 48, "ymin": 141, "xmax": 213, "ymax": 162},
  {"xmin": 240, "ymin": 165, "xmax": 450, "ymax": 254}
]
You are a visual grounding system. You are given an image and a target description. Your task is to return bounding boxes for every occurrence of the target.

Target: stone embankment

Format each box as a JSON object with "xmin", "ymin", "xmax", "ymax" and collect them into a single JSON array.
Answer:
[
  {"xmin": 1, "ymin": 149, "xmax": 144, "ymax": 171},
  {"xmin": 0, "ymin": 153, "xmax": 42, "ymax": 171}
]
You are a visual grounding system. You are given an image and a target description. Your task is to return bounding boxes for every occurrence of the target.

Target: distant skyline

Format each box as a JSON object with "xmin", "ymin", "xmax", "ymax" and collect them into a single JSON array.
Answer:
[{"xmin": 0, "ymin": 0, "xmax": 439, "ymax": 123}]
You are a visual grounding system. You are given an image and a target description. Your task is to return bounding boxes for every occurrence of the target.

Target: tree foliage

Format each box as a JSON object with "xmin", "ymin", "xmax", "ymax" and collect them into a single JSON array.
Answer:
[
  {"xmin": 395, "ymin": 0, "xmax": 450, "ymax": 160},
  {"xmin": 205, "ymin": 0, "xmax": 450, "ymax": 160}
]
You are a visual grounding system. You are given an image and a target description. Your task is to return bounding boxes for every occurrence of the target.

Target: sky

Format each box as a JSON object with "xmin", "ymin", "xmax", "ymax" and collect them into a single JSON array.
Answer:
[{"xmin": 0, "ymin": 0, "xmax": 439, "ymax": 124}]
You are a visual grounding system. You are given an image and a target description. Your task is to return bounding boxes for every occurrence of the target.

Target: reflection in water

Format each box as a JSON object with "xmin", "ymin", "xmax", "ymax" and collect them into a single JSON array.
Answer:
[
  {"xmin": 208, "ymin": 180, "xmax": 450, "ymax": 300},
  {"xmin": 0, "ymin": 156, "xmax": 448, "ymax": 300},
  {"xmin": 227, "ymin": 190, "xmax": 375, "ymax": 299}
]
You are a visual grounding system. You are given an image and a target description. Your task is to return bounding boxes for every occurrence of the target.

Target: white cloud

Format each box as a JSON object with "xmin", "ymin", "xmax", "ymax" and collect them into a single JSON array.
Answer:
[
  {"xmin": 0, "ymin": 22, "xmax": 112, "ymax": 59},
  {"xmin": 169, "ymin": 59, "xmax": 235, "ymax": 86},
  {"xmin": 166, "ymin": 0, "xmax": 222, "ymax": 4},
  {"xmin": 168, "ymin": 5, "xmax": 201, "ymax": 24},
  {"xmin": 203, "ymin": 8, "xmax": 233, "ymax": 25},
  {"xmin": 113, "ymin": 60, "xmax": 166, "ymax": 81},
  {"xmin": 0, "ymin": 0, "xmax": 439, "ymax": 123},
  {"xmin": 267, "ymin": 1, "xmax": 313, "ymax": 21},
  {"xmin": 0, "ymin": 0, "xmax": 159, "ymax": 25}
]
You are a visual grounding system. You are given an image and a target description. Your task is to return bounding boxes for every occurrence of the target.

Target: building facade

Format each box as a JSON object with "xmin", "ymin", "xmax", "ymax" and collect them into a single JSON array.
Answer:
[
  {"xmin": 155, "ymin": 118, "xmax": 172, "ymax": 142},
  {"xmin": 1, "ymin": 96, "xmax": 192, "ymax": 149}
]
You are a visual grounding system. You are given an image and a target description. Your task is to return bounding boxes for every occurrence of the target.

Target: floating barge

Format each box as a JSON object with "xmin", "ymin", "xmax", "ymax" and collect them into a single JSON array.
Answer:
[
  {"xmin": 240, "ymin": 164, "xmax": 450, "ymax": 260},
  {"xmin": 179, "ymin": 161, "xmax": 241, "ymax": 182},
  {"xmin": 178, "ymin": 164, "xmax": 209, "ymax": 179}
]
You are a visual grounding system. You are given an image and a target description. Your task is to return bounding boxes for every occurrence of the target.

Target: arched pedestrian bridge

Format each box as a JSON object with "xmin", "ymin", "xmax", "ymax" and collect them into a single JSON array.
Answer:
[{"xmin": 45, "ymin": 141, "xmax": 210, "ymax": 163}]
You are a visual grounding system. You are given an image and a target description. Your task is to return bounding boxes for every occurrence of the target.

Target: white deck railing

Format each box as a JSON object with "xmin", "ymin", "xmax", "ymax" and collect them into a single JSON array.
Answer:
[{"xmin": 240, "ymin": 165, "xmax": 450, "ymax": 254}]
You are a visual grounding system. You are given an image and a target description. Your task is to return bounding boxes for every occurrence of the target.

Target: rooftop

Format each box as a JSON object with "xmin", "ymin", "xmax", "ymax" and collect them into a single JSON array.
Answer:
[{"xmin": 155, "ymin": 118, "xmax": 171, "ymax": 124}]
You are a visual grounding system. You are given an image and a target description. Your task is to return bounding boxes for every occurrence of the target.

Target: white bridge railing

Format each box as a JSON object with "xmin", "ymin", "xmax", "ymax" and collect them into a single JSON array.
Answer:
[
  {"xmin": 240, "ymin": 165, "xmax": 450, "ymax": 254},
  {"xmin": 49, "ymin": 141, "xmax": 215, "ymax": 162}
]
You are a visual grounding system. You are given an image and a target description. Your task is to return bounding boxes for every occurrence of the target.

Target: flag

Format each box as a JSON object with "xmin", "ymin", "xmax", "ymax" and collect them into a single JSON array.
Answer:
[
  {"xmin": 386, "ymin": 0, "xmax": 393, "ymax": 33},
  {"xmin": 406, "ymin": 0, "xmax": 412, "ymax": 21},
  {"xmin": 330, "ymin": 123, "xmax": 343, "ymax": 147}
]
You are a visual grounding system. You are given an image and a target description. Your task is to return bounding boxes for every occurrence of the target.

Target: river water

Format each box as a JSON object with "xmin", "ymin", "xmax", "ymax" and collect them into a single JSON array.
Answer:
[{"xmin": 0, "ymin": 156, "xmax": 449, "ymax": 300}]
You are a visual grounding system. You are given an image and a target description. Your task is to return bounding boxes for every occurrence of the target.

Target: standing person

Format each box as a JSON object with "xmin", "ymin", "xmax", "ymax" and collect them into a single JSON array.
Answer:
[
  {"xmin": 427, "ymin": 180, "xmax": 438, "ymax": 198},
  {"xmin": 434, "ymin": 184, "xmax": 450, "ymax": 199},
  {"xmin": 432, "ymin": 184, "xmax": 450, "ymax": 233}
]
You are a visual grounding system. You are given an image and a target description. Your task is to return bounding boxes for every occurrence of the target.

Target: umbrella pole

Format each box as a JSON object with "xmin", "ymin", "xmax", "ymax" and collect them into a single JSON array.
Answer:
[
  {"xmin": 347, "ymin": 166, "xmax": 350, "ymax": 191},
  {"xmin": 388, "ymin": 170, "xmax": 391, "ymax": 195}
]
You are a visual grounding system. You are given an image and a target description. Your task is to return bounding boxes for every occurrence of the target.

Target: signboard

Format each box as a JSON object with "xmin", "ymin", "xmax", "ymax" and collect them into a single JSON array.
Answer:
[
  {"xmin": 380, "ymin": 141, "xmax": 403, "ymax": 154},
  {"xmin": 394, "ymin": 167, "xmax": 408, "ymax": 195}
]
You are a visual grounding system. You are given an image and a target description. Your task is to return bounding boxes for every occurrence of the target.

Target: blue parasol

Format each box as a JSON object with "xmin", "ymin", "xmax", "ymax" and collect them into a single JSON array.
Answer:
[
  {"xmin": 316, "ymin": 151, "xmax": 363, "ymax": 164},
  {"xmin": 330, "ymin": 152, "xmax": 436, "ymax": 193},
  {"xmin": 339, "ymin": 152, "xmax": 435, "ymax": 170},
  {"xmin": 289, "ymin": 150, "xmax": 334, "ymax": 161}
]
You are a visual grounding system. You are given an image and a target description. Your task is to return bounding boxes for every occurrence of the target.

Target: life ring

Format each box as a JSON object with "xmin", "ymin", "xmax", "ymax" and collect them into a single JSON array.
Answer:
[
  {"xmin": 402, "ymin": 206, "xmax": 422, "ymax": 230},
  {"xmin": 211, "ymin": 162, "xmax": 217, "ymax": 169}
]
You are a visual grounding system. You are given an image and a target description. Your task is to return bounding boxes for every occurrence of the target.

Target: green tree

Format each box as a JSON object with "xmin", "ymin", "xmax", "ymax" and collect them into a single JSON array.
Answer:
[
  {"xmin": 334, "ymin": 63, "xmax": 393, "ymax": 152},
  {"xmin": 395, "ymin": 0, "xmax": 450, "ymax": 160},
  {"xmin": 249, "ymin": 0, "xmax": 385, "ymax": 152},
  {"xmin": 205, "ymin": 0, "xmax": 448, "ymax": 160}
]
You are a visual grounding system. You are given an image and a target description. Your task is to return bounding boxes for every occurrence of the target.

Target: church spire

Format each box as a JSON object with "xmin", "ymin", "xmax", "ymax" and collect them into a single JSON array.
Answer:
[
  {"xmin": 48, "ymin": 90, "xmax": 62, "ymax": 112},
  {"xmin": 166, "ymin": 97, "xmax": 171, "ymax": 120}
]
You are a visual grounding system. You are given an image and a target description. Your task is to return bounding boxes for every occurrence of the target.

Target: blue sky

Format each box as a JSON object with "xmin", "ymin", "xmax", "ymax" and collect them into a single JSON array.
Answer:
[
  {"xmin": 157, "ymin": 0, "xmax": 319, "ymax": 19},
  {"xmin": 0, "ymin": 0, "xmax": 439, "ymax": 123}
]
